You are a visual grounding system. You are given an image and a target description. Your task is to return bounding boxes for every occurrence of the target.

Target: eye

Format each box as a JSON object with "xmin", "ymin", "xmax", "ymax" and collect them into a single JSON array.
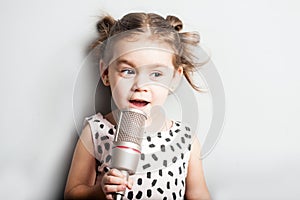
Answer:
[
  {"xmin": 150, "ymin": 71, "xmax": 163, "ymax": 80},
  {"xmin": 120, "ymin": 68, "xmax": 136, "ymax": 78}
]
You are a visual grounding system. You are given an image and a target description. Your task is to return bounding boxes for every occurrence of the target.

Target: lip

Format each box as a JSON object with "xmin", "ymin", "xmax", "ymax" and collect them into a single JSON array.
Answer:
[{"xmin": 129, "ymin": 99, "xmax": 150, "ymax": 108}]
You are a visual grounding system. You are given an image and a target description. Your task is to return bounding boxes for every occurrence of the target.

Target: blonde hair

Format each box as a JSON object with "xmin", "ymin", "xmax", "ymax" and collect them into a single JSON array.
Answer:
[{"xmin": 91, "ymin": 12, "xmax": 205, "ymax": 91}]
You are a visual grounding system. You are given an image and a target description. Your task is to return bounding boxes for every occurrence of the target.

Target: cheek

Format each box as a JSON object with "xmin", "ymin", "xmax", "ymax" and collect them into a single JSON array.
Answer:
[
  {"xmin": 109, "ymin": 78, "xmax": 133, "ymax": 102},
  {"xmin": 152, "ymin": 87, "xmax": 169, "ymax": 104},
  {"xmin": 109, "ymin": 74, "xmax": 133, "ymax": 91},
  {"xmin": 110, "ymin": 84, "xmax": 130, "ymax": 109}
]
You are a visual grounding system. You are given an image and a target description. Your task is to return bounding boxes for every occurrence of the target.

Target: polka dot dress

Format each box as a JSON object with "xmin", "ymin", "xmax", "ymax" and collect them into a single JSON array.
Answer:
[{"xmin": 85, "ymin": 113, "xmax": 193, "ymax": 200}]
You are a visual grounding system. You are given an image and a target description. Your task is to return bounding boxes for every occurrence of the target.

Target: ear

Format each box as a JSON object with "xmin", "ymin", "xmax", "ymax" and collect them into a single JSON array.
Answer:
[
  {"xmin": 176, "ymin": 66, "xmax": 183, "ymax": 76},
  {"xmin": 170, "ymin": 66, "xmax": 183, "ymax": 92},
  {"xmin": 100, "ymin": 60, "xmax": 110, "ymax": 86}
]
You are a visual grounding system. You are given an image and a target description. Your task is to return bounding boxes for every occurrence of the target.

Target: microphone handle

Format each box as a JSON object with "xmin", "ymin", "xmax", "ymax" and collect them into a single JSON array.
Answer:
[{"xmin": 113, "ymin": 170, "xmax": 129, "ymax": 200}]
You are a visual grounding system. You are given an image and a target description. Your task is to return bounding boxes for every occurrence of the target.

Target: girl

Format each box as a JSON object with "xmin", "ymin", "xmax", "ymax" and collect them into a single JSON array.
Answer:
[{"xmin": 65, "ymin": 12, "xmax": 211, "ymax": 200}]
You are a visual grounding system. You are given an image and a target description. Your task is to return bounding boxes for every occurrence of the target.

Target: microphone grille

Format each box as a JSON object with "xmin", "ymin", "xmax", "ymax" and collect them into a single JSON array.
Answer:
[{"xmin": 115, "ymin": 108, "xmax": 147, "ymax": 145}]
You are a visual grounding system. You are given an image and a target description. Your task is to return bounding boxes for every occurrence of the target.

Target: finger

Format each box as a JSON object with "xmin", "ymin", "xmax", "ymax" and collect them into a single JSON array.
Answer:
[
  {"xmin": 105, "ymin": 194, "xmax": 113, "ymax": 200},
  {"xmin": 103, "ymin": 175, "xmax": 127, "ymax": 185},
  {"xmin": 103, "ymin": 184, "xmax": 126, "ymax": 194},
  {"xmin": 127, "ymin": 177, "xmax": 134, "ymax": 189},
  {"xmin": 107, "ymin": 168, "xmax": 125, "ymax": 178}
]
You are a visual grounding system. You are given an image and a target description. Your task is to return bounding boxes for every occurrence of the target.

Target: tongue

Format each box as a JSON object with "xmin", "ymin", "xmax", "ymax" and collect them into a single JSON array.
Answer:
[{"xmin": 130, "ymin": 100, "xmax": 148, "ymax": 107}]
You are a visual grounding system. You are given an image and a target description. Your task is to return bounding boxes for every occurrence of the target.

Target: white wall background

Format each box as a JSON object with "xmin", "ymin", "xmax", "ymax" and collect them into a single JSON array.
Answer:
[{"xmin": 0, "ymin": 0, "xmax": 299, "ymax": 199}]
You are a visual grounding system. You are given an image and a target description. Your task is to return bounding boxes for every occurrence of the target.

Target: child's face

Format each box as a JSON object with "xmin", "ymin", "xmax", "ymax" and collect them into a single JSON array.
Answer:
[{"xmin": 102, "ymin": 38, "xmax": 182, "ymax": 115}]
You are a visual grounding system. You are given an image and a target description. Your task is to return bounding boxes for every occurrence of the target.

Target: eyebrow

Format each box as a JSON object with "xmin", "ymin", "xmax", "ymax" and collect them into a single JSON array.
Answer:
[
  {"xmin": 115, "ymin": 58, "xmax": 170, "ymax": 69},
  {"xmin": 115, "ymin": 59, "xmax": 135, "ymax": 67}
]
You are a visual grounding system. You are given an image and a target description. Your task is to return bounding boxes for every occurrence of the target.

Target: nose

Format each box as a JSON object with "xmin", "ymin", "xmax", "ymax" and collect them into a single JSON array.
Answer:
[{"xmin": 131, "ymin": 74, "xmax": 149, "ymax": 92}]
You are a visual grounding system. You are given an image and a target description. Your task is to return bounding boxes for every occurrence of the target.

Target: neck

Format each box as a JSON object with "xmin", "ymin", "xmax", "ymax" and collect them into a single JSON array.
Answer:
[{"xmin": 105, "ymin": 110, "xmax": 173, "ymax": 132}]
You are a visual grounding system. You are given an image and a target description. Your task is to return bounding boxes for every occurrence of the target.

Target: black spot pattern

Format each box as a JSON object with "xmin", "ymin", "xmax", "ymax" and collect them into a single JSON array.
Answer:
[
  {"xmin": 172, "ymin": 156, "xmax": 177, "ymax": 163},
  {"xmin": 181, "ymin": 136, "xmax": 185, "ymax": 144},
  {"xmin": 159, "ymin": 169, "xmax": 162, "ymax": 176},
  {"xmin": 152, "ymin": 154, "xmax": 158, "ymax": 161},
  {"xmin": 97, "ymin": 145, "xmax": 102, "ymax": 154},
  {"xmin": 127, "ymin": 191, "xmax": 133, "ymax": 199},
  {"xmin": 152, "ymin": 179, "xmax": 157, "ymax": 187},
  {"xmin": 147, "ymin": 172, "xmax": 151, "ymax": 179},
  {"xmin": 88, "ymin": 114, "xmax": 193, "ymax": 200},
  {"xmin": 172, "ymin": 192, "xmax": 177, "ymax": 200},
  {"xmin": 147, "ymin": 136, "xmax": 151, "ymax": 142},
  {"xmin": 170, "ymin": 145, "xmax": 175, "ymax": 152},
  {"xmin": 108, "ymin": 128, "xmax": 114, "ymax": 135},
  {"xmin": 143, "ymin": 163, "xmax": 150, "ymax": 169},
  {"xmin": 137, "ymin": 178, "xmax": 142, "ymax": 185},
  {"xmin": 181, "ymin": 153, "xmax": 184, "ymax": 159},
  {"xmin": 176, "ymin": 143, "xmax": 182, "ymax": 149},
  {"xmin": 157, "ymin": 188, "xmax": 164, "ymax": 194},
  {"xmin": 104, "ymin": 142, "xmax": 110, "ymax": 150},
  {"xmin": 100, "ymin": 135, "xmax": 109, "ymax": 141},
  {"xmin": 161, "ymin": 144, "xmax": 165, "ymax": 152},
  {"xmin": 136, "ymin": 191, "xmax": 142, "ymax": 199},
  {"xmin": 105, "ymin": 155, "xmax": 111, "ymax": 162},
  {"xmin": 163, "ymin": 160, "xmax": 167, "ymax": 167},
  {"xmin": 147, "ymin": 189, "xmax": 152, "ymax": 197}
]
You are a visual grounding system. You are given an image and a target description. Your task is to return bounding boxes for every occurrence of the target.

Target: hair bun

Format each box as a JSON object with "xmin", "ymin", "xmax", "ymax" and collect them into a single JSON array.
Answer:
[
  {"xmin": 96, "ymin": 15, "xmax": 116, "ymax": 36},
  {"xmin": 166, "ymin": 15, "xmax": 183, "ymax": 31}
]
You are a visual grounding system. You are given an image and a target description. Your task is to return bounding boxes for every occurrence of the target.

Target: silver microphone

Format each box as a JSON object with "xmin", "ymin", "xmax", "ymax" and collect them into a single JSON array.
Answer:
[{"xmin": 111, "ymin": 108, "xmax": 147, "ymax": 200}]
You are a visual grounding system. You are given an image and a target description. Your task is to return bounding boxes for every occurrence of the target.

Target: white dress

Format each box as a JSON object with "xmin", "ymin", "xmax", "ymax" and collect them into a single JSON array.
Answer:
[{"xmin": 84, "ymin": 113, "xmax": 193, "ymax": 200}]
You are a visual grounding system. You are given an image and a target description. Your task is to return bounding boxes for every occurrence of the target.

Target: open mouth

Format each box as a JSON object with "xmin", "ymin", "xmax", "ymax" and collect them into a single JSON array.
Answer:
[{"xmin": 129, "ymin": 99, "xmax": 150, "ymax": 107}]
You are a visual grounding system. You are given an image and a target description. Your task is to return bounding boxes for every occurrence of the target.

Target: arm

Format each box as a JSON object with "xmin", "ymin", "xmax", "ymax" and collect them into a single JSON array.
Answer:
[
  {"xmin": 64, "ymin": 125, "xmax": 132, "ymax": 200},
  {"xmin": 185, "ymin": 137, "xmax": 211, "ymax": 200},
  {"xmin": 64, "ymin": 125, "xmax": 105, "ymax": 199}
]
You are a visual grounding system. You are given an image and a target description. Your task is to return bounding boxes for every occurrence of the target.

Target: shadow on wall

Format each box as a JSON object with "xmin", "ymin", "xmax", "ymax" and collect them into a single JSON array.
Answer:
[
  {"xmin": 54, "ymin": 130, "xmax": 78, "ymax": 200},
  {"xmin": 53, "ymin": 40, "xmax": 114, "ymax": 199}
]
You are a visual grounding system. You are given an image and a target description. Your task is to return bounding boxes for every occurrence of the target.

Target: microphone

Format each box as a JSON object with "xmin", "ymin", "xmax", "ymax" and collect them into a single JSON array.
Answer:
[{"xmin": 111, "ymin": 108, "xmax": 147, "ymax": 200}]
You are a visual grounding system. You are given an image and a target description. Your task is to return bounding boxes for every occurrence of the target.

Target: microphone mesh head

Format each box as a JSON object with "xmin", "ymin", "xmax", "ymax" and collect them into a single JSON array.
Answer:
[{"xmin": 115, "ymin": 108, "xmax": 147, "ymax": 145}]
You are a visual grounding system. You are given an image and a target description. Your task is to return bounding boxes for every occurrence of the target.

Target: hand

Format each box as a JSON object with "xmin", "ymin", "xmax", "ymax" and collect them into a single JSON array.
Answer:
[{"xmin": 101, "ymin": 167, "xmax": 133, "ymax": 200}]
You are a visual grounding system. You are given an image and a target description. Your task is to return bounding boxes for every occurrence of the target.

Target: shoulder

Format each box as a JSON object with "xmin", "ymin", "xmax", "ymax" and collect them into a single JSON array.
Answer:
[
  {"xmin": 77, "ymin": 123, "xmax": 94, "ymax": 156},
  {"xmin": 173, "ymin": 121, "xmax": 193, "ymax": 149},
  {"xmin": 85, "ymin": 112, "xmax": 115, "ymax": 131}
]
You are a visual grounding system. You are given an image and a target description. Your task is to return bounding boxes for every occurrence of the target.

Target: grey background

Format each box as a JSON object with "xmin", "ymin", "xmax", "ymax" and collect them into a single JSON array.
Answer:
[{"xmin": 0, "ymin": 0, "xmax": 299, "ymax": 199}]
